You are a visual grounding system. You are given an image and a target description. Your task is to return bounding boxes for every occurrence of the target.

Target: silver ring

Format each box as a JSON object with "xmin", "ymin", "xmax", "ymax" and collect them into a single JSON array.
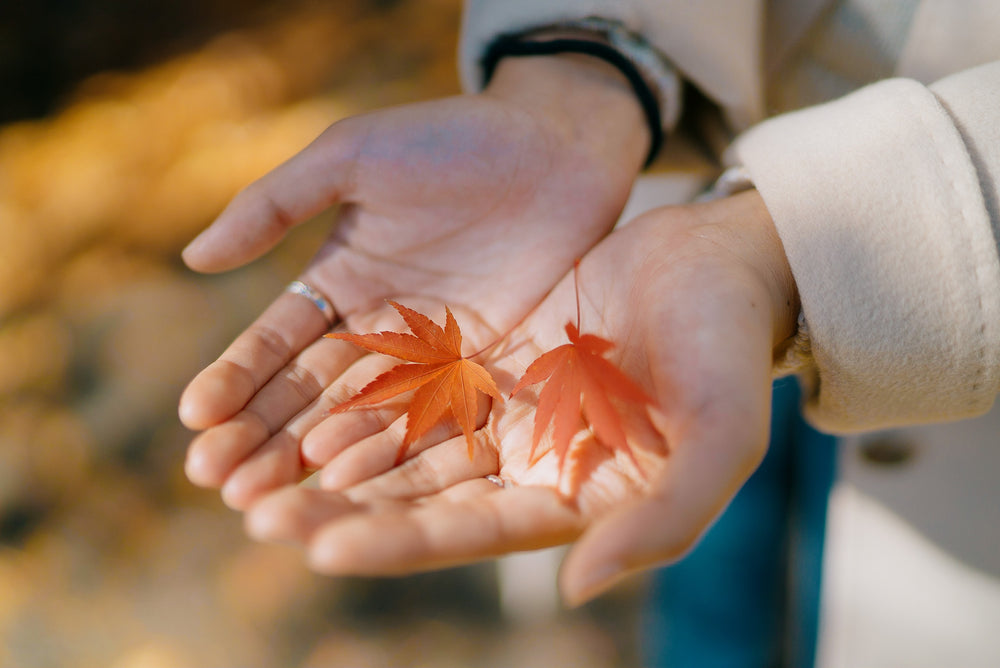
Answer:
[
  {"xmin": 485, "ymin": 474, "xmax": 507, "ymax": 489},
  {"xmin": 286, "ymin": 280, "xmax": 335, "ymax": 324}
]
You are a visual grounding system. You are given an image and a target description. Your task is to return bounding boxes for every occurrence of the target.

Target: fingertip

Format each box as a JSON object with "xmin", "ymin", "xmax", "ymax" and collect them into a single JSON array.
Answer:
[
  {"xmin": 305, "ymin": 520, "xmax": 355, "ymax": 575},
  {"xmin": 178, "ymin": 379, "xmax": 215, "ymax": 431},
  {"xmin": 184, "ymin": 439, "xmax": 225, "ymax": 489},
  {"xmin": 318, "ymin": 452, "xmax": 371, "ymax": 491},
  {"xmin": 181, "ymin": 220, "xmax": 243, "ymax": 273},
  {"xmin": 248, "ymin": 488, "xmax": 354, "ymax": 548},
  {"xmin": 221, "ymin": 475, "xmax": 254, "ymax": 511},
  {"xmin": 244, "ymin": 487, "xmax": 303, "ymax": 544},
  {"xmin": 558, "ymin": 495, "xmax": 696, "ymax": 607},
  {"xmin": 181, "ymin": 210, "xmax": 266, "ymax": 274},
  {"xmin": 181, "ymin": 242, "xmax": 249, "ymax": 274},
  {"xmin": 300, "ymin": 423, "xmax": 335, "ymax": 470},
  {"xmin": 220, "ymin": 460, "xmax": 276, "ymax": 511},
  {"xmin": 306, "ymin": 538, "xmax": 343, "ymax": 575},
  {"xmin": 180, "ymin": 234, "xmax": 207, "ymax": 270},
  {"xmin": 222, "ymin": 442, "xmax": 308, "ymax": 512},
  {"xmin": 301, "ymin": 411, "xmax": 396, "ymax": 481},
  {"xmin": 179, "ymin": 363, "xmax": 255, "ymax": 430},
  {"xmin": 318, "ymin": 465, "xmax": 348, "ymax": 491},
  {"xmin": 244, "ymin": 505, "xmax": 281, "ymax": 544},
  {"xmin": 558, "ymin": 557, "xmax": 626, "ymax": 608},
  {"xmin": 178, "ymin": 389, "xmax": 213, "ymax": 431},
  {"xmin": 180, "ymin": 248, "xmax": 214, "ymax": 274}
]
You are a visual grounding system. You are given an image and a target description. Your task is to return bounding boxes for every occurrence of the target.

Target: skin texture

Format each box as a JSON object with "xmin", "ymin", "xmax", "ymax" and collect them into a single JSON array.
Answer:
[
  {"xmin": 179, "ymin": 54, "xmax": 649, "ymax": 510},
  {"xmin": 178, "ymin": 51, "xmax": 799, "ymax": 604},
  {"xmin": 243, "ymin": 191, "xmax": 798, "ymax": 605}
]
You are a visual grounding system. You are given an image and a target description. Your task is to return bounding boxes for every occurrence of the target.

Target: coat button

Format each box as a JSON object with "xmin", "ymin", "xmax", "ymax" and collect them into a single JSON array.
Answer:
[{"xmin": 858, "ymin": 436, "xmax": 917, "ymax": 467}]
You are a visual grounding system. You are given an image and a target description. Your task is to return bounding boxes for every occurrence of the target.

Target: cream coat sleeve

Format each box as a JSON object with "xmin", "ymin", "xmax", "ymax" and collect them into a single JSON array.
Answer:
[
  {"xmin": 459, "ymin": 0, "xmax": 768, "ymax": 129},
  {"xmin": 459, "ymin": 1, "xmax": 1000, "ymax": 432},
  {"xmin": 731, "ymin": 61, "xmax": 1000, "ymax": 432}
]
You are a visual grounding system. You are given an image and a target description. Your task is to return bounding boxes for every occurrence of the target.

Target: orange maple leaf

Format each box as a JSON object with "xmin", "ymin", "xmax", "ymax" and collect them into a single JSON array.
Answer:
[
  {"xmin": 510, "ymin": 265, "xmax": 654, "ymax": 476},
  {"xmin": 324, "ymin": 301, "xmax": 502, "ymax": 462}
]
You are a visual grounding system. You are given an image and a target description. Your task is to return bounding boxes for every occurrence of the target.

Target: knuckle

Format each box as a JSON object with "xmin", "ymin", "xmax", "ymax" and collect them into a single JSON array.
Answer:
[
  {"xmin": 233, "ymin": 183, "xmax": 295, "ymax": 233},
  {"xmin": 281, "ymin": 363, "xmax": 325, "ymax": 405},
  {"xmin": 252, "ymin": 324, "xmax": 293, "ymax": 364},
  {"xmin": 323, "ymin": 380, "xmax": 365, "ymax": 409},
  {"xmin": 258, "ymin": 191, "xmax": 296, "ymax": 232}
]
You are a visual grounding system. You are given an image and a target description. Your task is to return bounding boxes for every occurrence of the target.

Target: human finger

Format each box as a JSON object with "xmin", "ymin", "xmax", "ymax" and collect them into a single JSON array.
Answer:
[
  {"xmin": 300, "ymin": 402, "xmax": 410, "ymax": 471},
  {"xmin": 178, "ymin": 279, "xmax": 338, "ymax": 431},
  {"xmin": 558, "ymin": 385, "xmax": 770, "ymax": 606},
  {"xmin": 244, "ymin": 486, "xmax": 368, "ymax": 545},
  {"xmin": 184, "ymin": 333, "xmax": 362, "ymax": 487},
  {"xmin": 243, "ymin": 470, "xmax": 508, "ymax": 547},
  {"xmin": 305, "ymin": 486, "xmax": 585, "ymax": 575},
  {"xmin": 313, "ymin": 392, "xmax": 495, "ymax": 491},
  {"xmin": 210, "ymin": 350, "xmax": 407, "ymax": 509},
  {"xmin": 181, "ymin": 117, "xmax": 366, "ymax": 273},
  {"xmin": 329, "ymin": 429, "xmax": 498, "ymax": 500}
]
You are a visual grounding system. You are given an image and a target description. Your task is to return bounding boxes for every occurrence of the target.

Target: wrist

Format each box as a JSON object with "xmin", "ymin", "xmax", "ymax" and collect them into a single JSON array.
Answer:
[
  {"xmin": 482, "ymin": 52, "xmax": 651, "ymax": 177},
  {"xmin": 742, "ymin": 191, "xmax": 800, "ymax": 349},
  {"xmin": 696, "ymin": 190, "xmax": 800, "ymax": 348}
]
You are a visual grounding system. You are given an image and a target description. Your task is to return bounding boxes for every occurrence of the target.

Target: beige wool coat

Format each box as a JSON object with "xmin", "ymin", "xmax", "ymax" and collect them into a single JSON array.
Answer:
[{"xmin": 460, "ymin": 1, "xmax": 1000, "ymax": 665}]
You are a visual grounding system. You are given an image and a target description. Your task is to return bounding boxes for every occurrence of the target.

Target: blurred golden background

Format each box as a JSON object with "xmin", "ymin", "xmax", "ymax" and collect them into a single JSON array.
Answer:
[{"xmin": 0, "ymin": 1, "xmax": 642, "ymax": 666}]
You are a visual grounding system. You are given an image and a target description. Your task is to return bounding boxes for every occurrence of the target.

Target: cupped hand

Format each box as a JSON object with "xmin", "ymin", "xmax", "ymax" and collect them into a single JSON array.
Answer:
[
  {"xmin": 179, "ymin": 55, "xmax": 651, "ymax": 509},
  {"xmin": 244, "ymin": 190, "xmax": 801, "ymax": 605}
]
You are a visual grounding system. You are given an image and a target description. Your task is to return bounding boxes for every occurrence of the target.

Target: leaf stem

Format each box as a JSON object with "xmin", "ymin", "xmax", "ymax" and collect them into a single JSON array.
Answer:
[
  {"xmin": 466, "ymin": 258, "xmax": 585, "ymax": 360},
  {"xmin": 573, "ymin": 258, "xmax": 582, "ymax": 332}
]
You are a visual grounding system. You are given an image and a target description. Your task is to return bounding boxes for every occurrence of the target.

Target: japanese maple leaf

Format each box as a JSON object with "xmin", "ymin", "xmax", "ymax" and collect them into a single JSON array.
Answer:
[
  {"xmin": 325, "ymin": 301, "xmax": 502, "ymax": 462},
  {"xmin": 510, "ymin": 267, "xmax": 654, "ymax": 476}
]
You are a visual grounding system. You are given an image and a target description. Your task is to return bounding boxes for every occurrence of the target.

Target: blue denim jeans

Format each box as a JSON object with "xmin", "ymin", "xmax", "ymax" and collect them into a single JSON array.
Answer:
[{"xmin": 640, "ymin": 377, "xmax": 838, "ymax": 668}]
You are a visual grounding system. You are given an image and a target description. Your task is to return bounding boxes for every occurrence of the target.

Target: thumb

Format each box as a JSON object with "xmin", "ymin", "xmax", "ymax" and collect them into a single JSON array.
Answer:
[
  {"xmin": 182, "ymin": 116, "xmax": 366, "ymax": 273},
  {"xmin": 558, "ymin": 402, "xmax": 769, "ymax": 607}
]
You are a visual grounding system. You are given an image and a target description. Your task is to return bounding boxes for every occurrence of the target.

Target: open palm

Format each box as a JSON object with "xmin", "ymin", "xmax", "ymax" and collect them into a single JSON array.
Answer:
[
  {"xmin": 244, "ymin": 191, "xmax": 799, "ymax": 604},
  {"xmin": 180, "ymin": 85, "xmax": 644, "ymax": 509}
]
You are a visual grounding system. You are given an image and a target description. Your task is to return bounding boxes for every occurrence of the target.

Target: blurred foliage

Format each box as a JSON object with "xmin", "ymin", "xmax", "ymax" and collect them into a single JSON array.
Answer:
[
  {"xmin": 0, "ymin": 0, "xmax": 403, "ymax": 124},
  {"xmin": 0, "ymin": 1, "xmax": 642, "ymax": 666}
]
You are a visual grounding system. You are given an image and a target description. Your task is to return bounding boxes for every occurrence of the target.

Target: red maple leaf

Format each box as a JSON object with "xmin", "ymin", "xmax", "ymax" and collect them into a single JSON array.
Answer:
[
  {"xmin": 510, "ymin": 264, "xmax": 654, "ymax": 476},
  {"xmin": 325, "ymin": 301, "xmax": 502, "ymax": 462}
]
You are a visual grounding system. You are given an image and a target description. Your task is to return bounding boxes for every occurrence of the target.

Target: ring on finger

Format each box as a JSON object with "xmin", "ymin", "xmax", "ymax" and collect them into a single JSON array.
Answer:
[
  {"xmin": 485, "ymin": 474, "xmax": 508, "ymax": 489},
  {"xmin": 286, "ymin": 280, "xmax": 336, "ymax": 325}
]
